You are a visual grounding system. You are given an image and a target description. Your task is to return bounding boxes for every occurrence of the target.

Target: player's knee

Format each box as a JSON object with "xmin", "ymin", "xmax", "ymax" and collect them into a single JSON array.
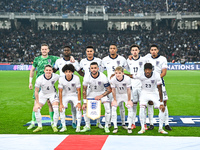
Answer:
[
  {"xmin": 148, "ymin": 101, "xmax": 153, "ymax": 105},
  {"xmin": 53, "ymin": 105, "xmax": 59, "ymax": 113},
  {"xmin": 112, "ymin": 106, "xmax": 117, "ymax": 112},
  {"xmin": 164, "ymin": 100, "xmax": 167, "ymax": 106},
  {"xmin": 104, "ymin": 102, "xmax": 110, "ymax": 114}
]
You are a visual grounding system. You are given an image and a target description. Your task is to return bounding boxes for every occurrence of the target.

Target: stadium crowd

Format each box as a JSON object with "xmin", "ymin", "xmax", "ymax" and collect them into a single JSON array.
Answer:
[
  {"xmin": 0, "ymin": 0, "xmax": 199, "ymax": 14},
  {"xmin": 0, "ymin": 26, "xmax": 199, "ymax": 63}
]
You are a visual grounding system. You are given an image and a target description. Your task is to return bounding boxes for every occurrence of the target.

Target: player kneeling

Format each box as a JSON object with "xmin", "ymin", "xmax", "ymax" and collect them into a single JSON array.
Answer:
[
  {"xmin": 58, "ymin": 64, "xmax": 82, "ymax": 132},
  {"xmin": 110, "ymin": 66, "xmax": 133, "ymax": 134},
  {"xmin": 33, "ymin": 65, "xmax": 59, "ymax": 133}
]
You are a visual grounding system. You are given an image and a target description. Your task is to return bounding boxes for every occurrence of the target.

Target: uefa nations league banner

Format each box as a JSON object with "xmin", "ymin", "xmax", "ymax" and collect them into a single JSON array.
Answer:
[{"xmin": 0, "ymin": 63, "xmax": 200, "ymax": 70}]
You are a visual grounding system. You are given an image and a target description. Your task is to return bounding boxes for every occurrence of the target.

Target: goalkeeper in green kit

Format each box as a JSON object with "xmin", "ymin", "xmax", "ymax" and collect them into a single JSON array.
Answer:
[{"xmin": 27, "ymin": 43, "xmax": 59, "ymax": 129}]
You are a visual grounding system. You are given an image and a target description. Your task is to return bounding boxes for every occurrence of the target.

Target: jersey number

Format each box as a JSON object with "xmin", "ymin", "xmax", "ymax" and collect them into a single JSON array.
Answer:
[
  {"xmin": 133, "ymin": 67, "xmax": 138, "ymax": 73},
  {"xmin": 119, "ymin": 87, "xmax": 125, "ymax": 90},
  {"xmin": 145, "ymin": 84, "xmax": 151, "ymax": 88},
  {"xmin": 47, "ymin": 86, "xmax": 50, "ymax": 90}
]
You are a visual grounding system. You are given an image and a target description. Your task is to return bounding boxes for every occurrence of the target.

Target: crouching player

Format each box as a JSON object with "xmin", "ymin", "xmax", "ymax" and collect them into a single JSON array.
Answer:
[
  {"xmin": 33, "ymin": 65, "xmax": 59, "ymax": 133},
  {"xmin": 58, "ymin": 64, "xmax": 82, "ymax": 132},
  {"xmin": 110, "ymin": 66, "xmax": 133, "ymax": 134},
  {"xmin": 132, "ymin": 63, "xmax": 167, "ymax": 134},
  {"xmin": 81, "ymin": 62, "xmax": 112, "ymax": 133}
]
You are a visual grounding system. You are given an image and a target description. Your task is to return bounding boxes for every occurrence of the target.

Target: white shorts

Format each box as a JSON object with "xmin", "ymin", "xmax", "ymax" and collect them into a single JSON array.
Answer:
[
  {"xmin": 62, "ymin": 96, "xmax": 79, "ymax": 108},
  {"xmin": 131, "ymin": 87, "xmax": 141, "ymax": 103},
  {"xmin": 113, "ymin": 94, "xmax": 129, "ymax": 106},
  {"xmin": 87, "ymin": 92, "xmax": 110, "ymax": 103},
  {"xmin": 139, "ymin": 91, "xmax": 160, "ymax": 109},
  {"xmin": 38, "ymin": 92, "xmax": 59, "ymax": 105},
  {"xmin": 162, "ymin": 84, "xmax": 168, "ymax": 101}
]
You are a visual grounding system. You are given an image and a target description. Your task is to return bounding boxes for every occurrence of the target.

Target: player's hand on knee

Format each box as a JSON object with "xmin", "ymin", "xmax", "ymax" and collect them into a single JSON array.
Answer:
[
  {"xmin": 95, "ymin": 95, "xmax": 102, "ymax": 100},
  {"xmin": 29, "ymin": 83, "xmax": 33, "ymax": 90},
  {"xmin": 111, "ymin": 100, "xmax": 117, "ymax": 107},
  {"xmin": 60, "ymin": 104, "xmax": 64, "ymax": 112},
  {"xmin": 127, "ymin": 100, "xmax": 133, "ymax": 107},
  {"xmin": 159, "ymin": 105, "xmax": 165, "ymax": 112},
  {"xmin": 82, "ymin": 103, "xmax": 87, "ymax": 110},
  {"xmin": 33, "ymin": 103, "xmax": 41, "ymax": 112},
  {"xmin": 76, "ymin": 103, "xmax": 82, "ymax": 111}
]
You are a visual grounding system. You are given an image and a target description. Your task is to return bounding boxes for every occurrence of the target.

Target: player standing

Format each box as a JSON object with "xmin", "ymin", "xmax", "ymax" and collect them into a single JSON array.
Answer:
[
  {"xmin": 80, "ymin": 46, "xmax": 104, "ymax": 129},
  {"xmin": 110, "ymin": 66, "xmax": 133, "ymax": 134},
  {"xmin": 132, "ymin": 63, "xmax": 167, "ymax": 134},
  {"xmin": 54, "ymin": 46, "xmax": 84, "ymax": 129},
  {"xmin": 144, "ymin": 44, "xmax": 172, "ymax": 131},
  {"xmin": 126, "ymin": 44, "xmax": 148, "ymax": 130},
  {"xmin": 33, "ymin": 65, "xmax": 59, "ymax": 132},
  {"xmin": 81, "ymin": 62, "xmax": 112, "ymax": 133},
  {"xmin": 28, "ymin": 43, "xmax": 59, "ymax": 129},
  {"xmin": 58, "ymin": 64, "xmax": 82, "ymax": 132},
  {"xmin": 102, "ymin": 44, "xmax": 129, "ymax": 129}
]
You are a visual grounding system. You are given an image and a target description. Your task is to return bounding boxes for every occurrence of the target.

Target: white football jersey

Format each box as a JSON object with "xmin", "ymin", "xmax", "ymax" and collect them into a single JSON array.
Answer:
[
  {"xmin": 58, "ymin": 74, "xmax": 81, "ymax": 97},
  {"xmin": 80, "ymin": 57, "xmax": 103, "ymax": 77},
  {"xmin": 35, "ymin": 73, "xmax": 59, "ymax": 94},
  {"xmin": 102, "ymin": 55, "xmax": 128, "ymax": 81},
  {"xmin": 134, "ymin": 71, "xmax": 162, "ymax": 93},
  {"xmin": 110, "ymin": 75, "xmax": 131, "ymax": 94},
  {"xmin": 83, "ymin": 72, "xmax": 110, "ymax": 95},
  {"xmin": 54, "ymin": 58, "xmax": 81, "ymax": 76},
  {"xmin": 144, "ymin": 53, "xmax": 167, "ymax": 75},
  {"xmin": 127, "ymin": 56, "xmax": 145, "ymax": 88}
]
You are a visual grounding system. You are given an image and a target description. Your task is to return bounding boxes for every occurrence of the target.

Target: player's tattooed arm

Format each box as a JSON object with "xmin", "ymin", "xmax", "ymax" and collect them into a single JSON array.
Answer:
[
  {"xmin": 82, "ymin": 85, "xmax": 87, "ymax": 110},
  {"xmin": 102, "ymin": 86, "xmax": 112, "ymax": 97}
]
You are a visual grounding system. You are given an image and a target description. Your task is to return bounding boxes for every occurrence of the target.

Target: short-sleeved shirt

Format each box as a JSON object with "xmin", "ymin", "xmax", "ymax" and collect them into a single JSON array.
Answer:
[
  {"xmin": 83, "ymin": 72, "xmax": 110, "ymax": 95},
  {"xmin": 33, "ymin": 55, "xmax": 59, "ymax": 78},
  {"xmin": 144, "ymin": 53, "xmax": 167, "ymax": 75},
  {"xmin": 80, "ymin": 57, "xmax": 103, "ymax": 77},
  {"xmin": 127, "ymin": 56, "xmax": 145, "ymax": 88},
  {"xmin": 58, "ymin": 74, "xmax": 81, "ymax": 97},
  {"xmin": 35, "ymin": 73, "xmax": 59, "ymax": 94},
  {"xmin": 102, "ymin": 55, "xmax": 128, "ymax": 81},
  {"xmin": 54, "ymin": 58, "xmax": 81, "ymax": 76},
  {"xmin": 134, "ymin": 71, "xmax": 162, "ymax": 93},
  {"xmin": 110, "ymin": 75, "xmax": 131, "ymax": 95}
]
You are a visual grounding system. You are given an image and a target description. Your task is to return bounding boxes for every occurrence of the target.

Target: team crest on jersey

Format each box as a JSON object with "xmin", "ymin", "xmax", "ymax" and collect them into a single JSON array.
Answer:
[
  {"xmin": 139, "ymin": 62, "xmax": 143, "ymax": 67},
  {"xmin": 48, "ymin": 59, "xmax": 51, "ymax": 63},
  {"xmin": 117, "ymin": 61, "xmax": 120, "ymax": 65},
  {"xmin": 156, "ymin": 61, "xmax": 160, "ymax": 66},
  {"xmin": 123, "ymin": 83, "xmax": 126, "ymax": 86},
  {"xmin": 71, "ymin": 83, "xmax": 75, "ymax": 87},
  {"xmin": 51, "ymin": 81, "xmax": 55, "ymax": 85},
  {"xmin": 151, "ymin": 80, "xmax": 155, "ymax": 84},
  {"xmin": 98, "ymin": 81, "xmax": 101, "ymax": 85},
  {"xmin": 91, "ymin": 101, "xmax": 97, "ymax": 109}
]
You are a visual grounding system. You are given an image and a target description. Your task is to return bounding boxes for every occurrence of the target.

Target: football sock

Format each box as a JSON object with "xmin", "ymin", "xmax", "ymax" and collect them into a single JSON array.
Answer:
[
  {"xmin": 32, "ymin": 111, "xmax": 36, "ymax": 123},
  {"xmin": 104, "ymin": 102, "xmax": 111, "ymax": 128},
  {"xmin": 132, "ymin": 104, "xmax": 137, "ymax": 125},
  {"xmin": 159, "ymin": 109, "xmax": 165, "ymax": 130},
  {"xmin": 139, "ymin": 105, "xmax": 145, "ymax": 129},
  {"xmin": 83, "ymin": 110, "xmax": 90, "ymax": 128},
  {"xmin": 76, "ymin": 108, "xmax": 82, "ymax": 127},
  {"xmin": 71, "ymin": 103, "xmax": 76, "ymax": 124},
  {"xmin": 164, "ymin": 106, "xmax": 169, "ymax": 125},
  {"xmin": 35, "ymin": 109, "xmax": 42, "ymax": 127},
  {"xmin": 112, "ymin": 106, "xmax": 118, "ymax": 128},
  {"xmin": 52, "ymin": 105, "xmax": 59, "ymax": 127},
  {"xmin": 127, "ymin": 107, "xmax": 133, "ymax": 128},
  {"xmin": 148, "ymin": 105, "xmax": 154, "ymax": 125},
  {"xmin": 60, "ymin": 108, "xmax": 66, "ymax": 127},
  {"xmin": 49, "ymin": 111, "xmax": 54, "ymax": 122},
  {"xmin": 144, "ymin": 107, "xmax": 147, "ymax": 124},
  {"xmin": 119, "ymin": 102, "xmax": 125, "ymax": 125}
]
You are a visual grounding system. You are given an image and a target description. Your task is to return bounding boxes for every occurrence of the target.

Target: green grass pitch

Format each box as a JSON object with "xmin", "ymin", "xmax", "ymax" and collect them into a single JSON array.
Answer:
[{"xmin": 0, "ymin": 70, "xmax": 200, "ymax": 136}]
